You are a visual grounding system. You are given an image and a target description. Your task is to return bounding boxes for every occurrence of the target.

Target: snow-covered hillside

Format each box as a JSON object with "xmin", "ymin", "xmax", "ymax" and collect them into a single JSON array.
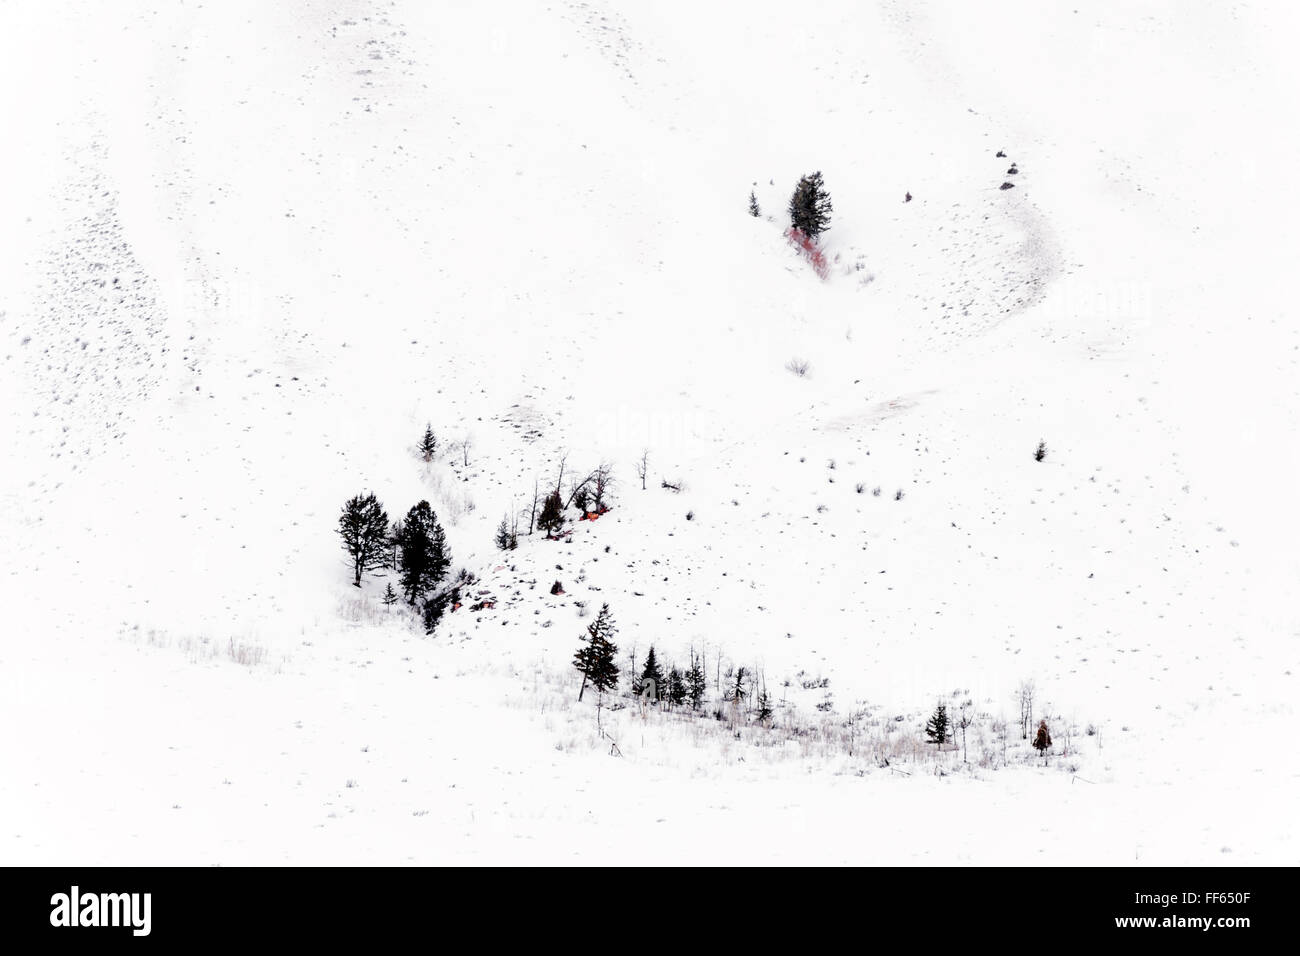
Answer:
[{"xmin": 2, "ymin": 0, "xmax": 1297, "ymax": 865}]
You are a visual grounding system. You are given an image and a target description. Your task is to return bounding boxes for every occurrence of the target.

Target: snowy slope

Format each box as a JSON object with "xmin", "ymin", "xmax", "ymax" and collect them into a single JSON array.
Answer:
[{"xmin": 2, "ymin": 0, "xmax": 1298, "ymax": 865}]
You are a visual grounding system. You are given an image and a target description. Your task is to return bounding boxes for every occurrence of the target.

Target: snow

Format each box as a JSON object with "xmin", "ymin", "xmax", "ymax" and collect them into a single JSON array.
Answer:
[{"xmin": 2, "ymin": 0, "xmax": 1297, "ymax": 865}]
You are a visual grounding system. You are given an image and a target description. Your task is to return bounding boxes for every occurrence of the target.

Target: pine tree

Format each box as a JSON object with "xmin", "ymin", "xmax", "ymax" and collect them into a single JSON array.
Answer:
[
  {"xmin": 419, "ymin": 424, "xmax": 437, "ymax": 462},
  {"xmin": 422, "ymin": 588, "xmax": 454, "ymax": 634},
  {"xmin": 573, "ymin": 603, "xmax": 620, "ymax": 701},
  {"xmin": 638, "ymin": 646, "xmax": 665, "ymax": 703},
  {"xmin": 537, "ymin": 489, "xmax": 565, "ymax": 537},
  {"xmin": 338, "ymin": 492, "xmax": 390, "ymax": 588},
  {"xmin": 748, "ymin": 190, "xmax": 760, "ymax": 217},
  {"xmin": 755, "ymin": 687, "xmax": 774, "ymax": 725},
  {"xmin": 686, "ymin": 654, "xmax": 707, "ymax": 710},
  {"xmin": 728, "ymin": 667, "xmax": 747, "ymax": 703},
  {"xmin": 382, "ymin": 581, "xmax": 398, "ymax": 607},
  {"xmin": 494, "ymin": 515, "xmax": 516, "ymax": 551},
  {"xmin": 667, "ymin": 668, "xmax": 687, "ymax": 709},
  {"xmin": 1033, "ymin": 719, "xmax": 1052, "ymax": 755},
  {"xmin": 925, "ymin": 703, "xmax": 950, "ymax": 747},
  {"xmin": 788, "ymin": 171, "xmax": 833, "ymax": 239},
  {"xmin": 726, "ymin": 667, "xmax": 748, "ymax": 727},
  {"xmin": 397, "ymin": 501, "xmax": 451, "ymax": 605}
]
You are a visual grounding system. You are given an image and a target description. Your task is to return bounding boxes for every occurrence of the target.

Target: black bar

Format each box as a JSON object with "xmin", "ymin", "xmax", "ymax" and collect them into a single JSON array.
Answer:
[{"xmin": 2, "ymin": 866, "xmax": 1289, "ymax": 946}]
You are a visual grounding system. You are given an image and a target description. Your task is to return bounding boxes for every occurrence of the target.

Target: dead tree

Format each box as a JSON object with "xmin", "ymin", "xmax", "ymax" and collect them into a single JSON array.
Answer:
[
  {"xmin": 567, "ymin": 473, "xmax": 595, "ymax": 508},
  {"xmin": 552, "ymin": 453, "xmax": 568, "ymax": 500},
  {"xmin": 527, "ymin": 477, "xmax": 541, "ymax": 535},
  {"xmin": 635, "ymin": 450, "xmax": 649, "ymax": 490},
  {"xmin": 956, "ymin": 702, "xmax": 975, "ymax": 764},
  {"xmin": 1017, "ymin": 679, "xmax": 1036, "ymax": 739},
  {"xmin": 591, "ymin": 463, "xmax": 613, "ymax": 512}
]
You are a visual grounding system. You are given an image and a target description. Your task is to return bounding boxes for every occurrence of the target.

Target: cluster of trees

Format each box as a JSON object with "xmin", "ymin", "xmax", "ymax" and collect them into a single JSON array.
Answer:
[
  {"xmin": 572, "ymin": 615, "xmax": 773, "ymax": 725},
  {"xmin": 747, "ymin": 172, "xmax": 834, "ymax": 238},
  {"xmin": 507, "ymin": 457, "xmax": 615, "ymax": 549},
  {"xmin": 337, "ymin": 492, "xmax": 457, "ymax": 633},
  {"xmin": 419, "ymin": 422, "xmax": 475, "ymax": 468},
  {"xmin": 628, "ymin": 645, "xmax": 710, "ymax": 712},
  {"xmin": 926, "ymin": 692, "xmax": 1054, "ymax": 765}
]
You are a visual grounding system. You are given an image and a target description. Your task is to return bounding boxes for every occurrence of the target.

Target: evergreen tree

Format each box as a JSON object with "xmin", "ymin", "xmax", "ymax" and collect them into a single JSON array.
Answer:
[
  {"xmin": 728, "ymin": 667, "xmax": 748, "ymax": 703},
  {"xmin": 338, "ymin": 492, "xmax": 390, "ymax": 588},
  {"xmin": 748, "ymin": 190, "xmax": 760, "ymax": 217},
  {"xmin": 638, "ymin": 646, "xmax": 665, "ymax": 703},
  {"xmin": 573, "ymin": 603, "xmax": 620, "ymax": 701},
  {"xmin": 925, "ymin": 703, "xmax": 950, "ymax": 746},
  {"xmin": 382, "ymin": 581, "xmax": 398, "ymax": 607},
  {"xmin": 1033, "ymin": 719, "xmax": 1052, "ymax": 754},
  {"xmin": 755, "ymin": 687, "xmax": 773, "ymax": 725},
  {"xmin": 494, "ymin": 515, "xmax": 516, "ymax": 551},
  {"xmin": 686, "ymin": 654, "xmax": 707, "ymax": 710},
  {"xmin": 397, "ymin": 501, "xmax": 451, "ymax": 605},
  {"xmin": 788, "ymin": 171, "xmax": 833, "ymax": 239},
  {"xmin": 537, "ymin": 489, "xmax": 565, "ymax": 537},
  {"xmin": 422, "ymin": 588, "xmax": 453, "ymax": 634},
  {"xmin": 419, "ymin": 424, "xmax": 437, "ymax": 462},
  {"xmin": 667, "ymin": 668, "xmax": 687, "ymax": 709}
]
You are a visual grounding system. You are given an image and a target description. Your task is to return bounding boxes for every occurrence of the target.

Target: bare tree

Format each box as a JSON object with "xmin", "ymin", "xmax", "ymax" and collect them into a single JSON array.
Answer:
[
  {"xmin": 559, "ymin": 461, "xmax": 602, "ymax": 511},
  {"xmin": 635, "ymin": 450, "xmax": 649, "ymax": 491},
  {"xmin": 993, "ymin": 714, "xmax": 1009, "ymax": 767},
  {"xmin": 591, "ymin": 462, "xmax": 613, "ymax": 512},
  {"xmin": 568, "ymin": 474, "xmax": 592, "ymax": 514},
  {"xmin": 460, "ymin": 434, "xmax": 472, "ymax": 467},
  {"xmin": 956, "ymin": 701, "xmax": 975, "ymax": 764},
  {"xmin": 387, "ymin": 518, "xmax": 403, "ymax": 570},
  {"xmin": 527, "ymin": 477, "xmax": 540, "ymax": 535},
  {"xmin": 552, "ymin": 452, "xmax": 568, "ymax": 499},
  {"xmin": 1016, "ymin": 679, "xmax": 1036, "ymax": 740}
]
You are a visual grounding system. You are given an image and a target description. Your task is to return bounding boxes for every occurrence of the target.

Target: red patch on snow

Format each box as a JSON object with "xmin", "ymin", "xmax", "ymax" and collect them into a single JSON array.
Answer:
[{"xmin": 785, "ymin": 227, "xmax": 829, "ymax": 279}]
